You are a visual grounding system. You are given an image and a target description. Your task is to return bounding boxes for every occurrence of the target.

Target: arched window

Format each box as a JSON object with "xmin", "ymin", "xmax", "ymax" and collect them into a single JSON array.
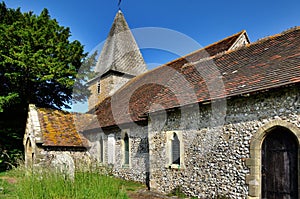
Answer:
[
  {"xmin": 124, "ymin": 133, "xmax": 129, "ymax": 165},
  {"xmin": 107, "ymin": 134, "xmax": 115, "ymax": 164},
  {"xmin": 172, "ymin": 133, "xmax": 180, "ymax": 165},
  {"xmin": 99, "ymin": 137, "xmax": 104, "ymax": 162}
]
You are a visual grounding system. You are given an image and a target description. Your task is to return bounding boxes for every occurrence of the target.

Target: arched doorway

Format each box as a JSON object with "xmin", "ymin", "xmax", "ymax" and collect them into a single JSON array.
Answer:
[
  {"xmin": 262, "ymin": 127, "xmax": 298, "ymax": 199},
  {"xmin": 25, "ymin": 138, "xmax": 34, "ymax": 167}
]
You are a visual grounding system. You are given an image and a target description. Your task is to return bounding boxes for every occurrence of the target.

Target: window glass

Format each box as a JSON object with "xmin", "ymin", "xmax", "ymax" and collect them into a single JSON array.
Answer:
[
  {"xmin": 172, "ymin": 133, "xmax": 180, "ymax": 164},
  {"xmin": 124, "ymin": 133, "xmax": 129, "ymax": 165}
]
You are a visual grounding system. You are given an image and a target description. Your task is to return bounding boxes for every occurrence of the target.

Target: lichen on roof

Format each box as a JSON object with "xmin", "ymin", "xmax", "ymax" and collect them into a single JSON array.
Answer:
[{"xmin": 37, "ymin": 108, "xmax": 93, "ymax": 147}]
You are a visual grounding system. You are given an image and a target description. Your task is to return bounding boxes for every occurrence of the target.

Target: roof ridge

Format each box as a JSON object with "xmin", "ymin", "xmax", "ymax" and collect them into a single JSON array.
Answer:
[
  {"xmin": 194, "ymin": 26, "xmax": 300, "ymax": 65},
  {"xmin": 255, "ymin": 26, "xmax": 300, "ymax": 43},
  {"xmin": 202, "ymin": 30, "xmax": 246, "ymax": 52},
  {"xmin": 37, "ymin": 106, "xmax": 91, "ymax": 115},
  {"xmin": 153, "ymin": 30, "xmax": 247, "ymax": 68}
]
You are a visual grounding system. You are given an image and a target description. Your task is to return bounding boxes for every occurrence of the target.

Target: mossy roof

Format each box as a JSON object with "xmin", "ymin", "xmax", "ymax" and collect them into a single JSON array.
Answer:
[{"xmin": 37, "ymin": 108, "xmax": 95, "ymax": 147}]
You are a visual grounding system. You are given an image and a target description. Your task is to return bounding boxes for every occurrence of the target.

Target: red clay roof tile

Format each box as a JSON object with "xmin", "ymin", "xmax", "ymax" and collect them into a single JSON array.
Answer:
[{"xmin": 95, "ymin": 27, "xmax": 300, "ymax": 128}]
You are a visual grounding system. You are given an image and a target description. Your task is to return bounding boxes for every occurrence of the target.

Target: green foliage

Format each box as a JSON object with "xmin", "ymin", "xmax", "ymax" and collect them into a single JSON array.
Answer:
[
  {"xmin": 0, "ymin": 93, "xmax": 18, "ymax": 112},
  {"xmin": 72, "ymin": 51, "xmax": 97, "ymax": 104},
  {"xmin": 0, "ymin": 2, "xmax": 96, "ymax": 171},
  {"xmin": 17, "ymin": 172, "xmax": 128, "ymax": 199},
  {"xmin": 167, "ymin": 186, "xmax": 188, "ymax": 198},
  {"xmin": 0, "ymin": 112, "xmax": 25, "ymax": 171},
  {"xmin": 0, "ymin": 2, "xmax": 90, "ymax": 110},
  {"xmin": 0, "ymin": 166, "xmax": 142, "ymax": 199}
]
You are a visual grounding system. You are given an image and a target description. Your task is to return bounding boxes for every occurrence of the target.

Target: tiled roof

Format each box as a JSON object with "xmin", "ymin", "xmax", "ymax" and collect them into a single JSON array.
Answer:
[
  {"xmin": 187, "ymin": 30, "xmax": 249, "ymax": 61},
  {"xmin": 95, "ymin": 27, "xmax": 300, "ymax": 128},
  {"xmin": 95, "ymin": 10, "xmax": 147, "ymax": 77},
  {"xmin": 37, "ymin": 108, "xmax": 92, "ymax": 147}
]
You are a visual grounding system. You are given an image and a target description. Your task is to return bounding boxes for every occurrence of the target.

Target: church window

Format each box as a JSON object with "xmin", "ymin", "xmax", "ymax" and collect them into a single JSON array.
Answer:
[
  {"xmin": 166, "ymin": 131, "xmax": 184, "ymax": 169},
  {"xmin": 107, "ymin": 134, "xmax": 115, "ymax": 164},
  {"xmin": 99, "ymin": 137, "xmax": 104, "ymax": 162},
  {"xmin": 172, "ymin": 133, "xmax": 180, "ymax": 164},
  {"xmin": 124, "ymin": 133, "xmax": 129, "ymax": 165}
]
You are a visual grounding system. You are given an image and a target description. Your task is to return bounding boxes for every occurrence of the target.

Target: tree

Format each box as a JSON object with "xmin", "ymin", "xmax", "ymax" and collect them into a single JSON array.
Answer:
[
  {"xmin": 0, "ymin": 2, "xmax": 89, "ymax": 112},
  {"xmin": 0, "ymin": 2, "xmax": 94, "ymax": 170},
  {"xmin": 73, "ymin": 50, "xmax": 98, "ymax": 104}
]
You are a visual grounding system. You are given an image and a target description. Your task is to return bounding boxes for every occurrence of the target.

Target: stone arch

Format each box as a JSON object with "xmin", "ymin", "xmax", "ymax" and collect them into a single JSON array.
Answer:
[
  {"xmin": 246, "ymin": 120, "xmax": 300, "ymax": 199},
  {"xmin": 25, "ymin": 138, "xmax": 34, "ymax": 167}
]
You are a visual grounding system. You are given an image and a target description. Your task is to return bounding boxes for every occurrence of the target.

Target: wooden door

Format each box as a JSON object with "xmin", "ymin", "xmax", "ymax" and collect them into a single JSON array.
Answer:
[{"xmin": 262, "ymin": 127, "xmax": 298, "ymax": 199}]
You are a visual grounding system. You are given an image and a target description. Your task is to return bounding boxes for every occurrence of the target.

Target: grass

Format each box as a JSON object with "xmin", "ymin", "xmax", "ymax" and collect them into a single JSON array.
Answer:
[
  {"xmin": 167, "ymin": 186, "xmax": 188, "ymax": 198},
  {"xmin": 0, "ymin": 171, "xmax": 18, "ymax": 198},
  {"xmin": 0, "ymin": 166, "xmax": 143, "ymax": 199}
]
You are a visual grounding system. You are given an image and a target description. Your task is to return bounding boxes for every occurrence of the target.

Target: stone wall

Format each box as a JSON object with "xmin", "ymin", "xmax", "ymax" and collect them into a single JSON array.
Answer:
[
  {"xmin": 148, "ymin": 86, "xmax": 300, "ymax": 198},
  {"xmin": 34, "ymin": 147, "xmax": 90, "ymax": 170},
  {"xmin": 88, "ymin": 73, "xmax": 132, "ymax": 110},
  {"xmin": 84, "ymin": 125, "xmax": 149, "ymax": 184},
  {"xmin": 113, "ymin": 125, "xmax": 149, "ymax": 184},
  {"xmin": 24, "ymin": 105, "xmax": 90, "ymax": 173},
  {"xmin": 83, "ymin": 130, "xmax": 106, "ymax": 163}
]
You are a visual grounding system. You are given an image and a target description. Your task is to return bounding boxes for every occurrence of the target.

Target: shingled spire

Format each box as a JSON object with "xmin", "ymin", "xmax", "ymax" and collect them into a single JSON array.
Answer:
[
  {"xmin": 88, "ymin": 10, "xmax": 147, "ymax": 110},
  {"xmin": 95, "ymin": 10, "xmax": 147, "ymax": 77}
]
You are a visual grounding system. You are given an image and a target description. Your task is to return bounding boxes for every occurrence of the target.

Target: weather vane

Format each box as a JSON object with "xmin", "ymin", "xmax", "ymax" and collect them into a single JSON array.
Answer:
[{"xmin": 118, "ymin": 0, "xmax": 122, "ymax": 10}]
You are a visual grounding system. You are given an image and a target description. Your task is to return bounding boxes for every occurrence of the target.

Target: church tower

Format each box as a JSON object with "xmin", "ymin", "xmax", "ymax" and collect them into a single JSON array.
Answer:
[{"xmin": 88, "ymin": 10, "xmax": 147, "ymax": 110}]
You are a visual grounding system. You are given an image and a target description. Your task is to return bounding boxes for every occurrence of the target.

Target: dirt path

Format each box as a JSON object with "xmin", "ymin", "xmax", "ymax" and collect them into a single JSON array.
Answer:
[
  {"xmin": 127, "ymin": 188, "xmax": 183, "ymax": 199},
  {"xmin": 0, "ymin": 176, "xmax": 17, "ymax": 184}
]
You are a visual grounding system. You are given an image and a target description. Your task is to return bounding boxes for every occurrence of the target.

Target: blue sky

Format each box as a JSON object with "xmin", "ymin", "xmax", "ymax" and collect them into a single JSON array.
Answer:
[
  {"xmin": 3, "ymin": 0, "xmax": 300, "ymax": 112},
  {"xmin": 4, "ymin": 0, "xmax": 300, "ymax": 67}
]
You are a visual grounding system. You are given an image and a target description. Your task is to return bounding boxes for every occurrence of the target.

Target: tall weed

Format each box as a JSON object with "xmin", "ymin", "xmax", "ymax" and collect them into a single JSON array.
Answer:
[{"xmin": 3, "ymin": 165, "xmax": 132, "ymax": 199}]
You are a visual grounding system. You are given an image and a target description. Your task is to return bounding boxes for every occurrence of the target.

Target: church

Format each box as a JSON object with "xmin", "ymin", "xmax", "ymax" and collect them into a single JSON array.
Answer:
[{"xmin": 24, "ymin": 10, "xmax": 300, "ymax": 199}]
